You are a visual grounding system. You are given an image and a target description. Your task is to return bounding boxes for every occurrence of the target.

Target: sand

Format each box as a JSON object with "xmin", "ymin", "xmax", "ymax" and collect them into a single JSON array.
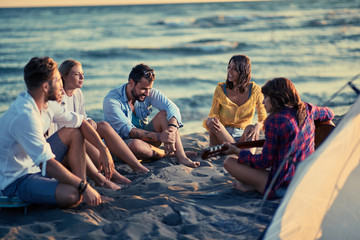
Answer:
[{"xmin": 0, "ymin": 132, "xmax": 281, "ymax": 240}]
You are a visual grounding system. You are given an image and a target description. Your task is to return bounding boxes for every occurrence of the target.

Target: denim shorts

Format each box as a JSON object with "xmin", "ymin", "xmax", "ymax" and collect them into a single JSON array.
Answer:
[
  {"xmin": 2, "ymin": 132, "xmax": 69, "ymax": 205},
  {"xmin": 3, "ymin": 173, "xmax": 58, "ymax": 205},
  {"xmin": 225, "ymin": 126, "xmax": 244, "ymax": 142},
  {"xmin": 47, "ymin": 131, "xmax": 69, "ymax": 162}
]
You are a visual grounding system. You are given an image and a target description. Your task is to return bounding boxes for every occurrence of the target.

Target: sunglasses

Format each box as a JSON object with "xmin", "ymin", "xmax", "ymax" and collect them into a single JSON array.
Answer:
[{"xmin": 143, "ymin": 70, "xmax": 155, "ymax": 79}]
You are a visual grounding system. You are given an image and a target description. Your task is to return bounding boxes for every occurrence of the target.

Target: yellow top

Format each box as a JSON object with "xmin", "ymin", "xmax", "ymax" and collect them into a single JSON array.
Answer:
[{"xmin": 203, "ymin": 82, "xmax": 267, "ymax": 131}]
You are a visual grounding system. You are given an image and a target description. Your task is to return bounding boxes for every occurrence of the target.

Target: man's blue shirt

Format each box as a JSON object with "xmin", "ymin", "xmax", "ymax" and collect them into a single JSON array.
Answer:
[{"xmin": 103, "ymin": 83, "xmax": 183, "ymax": 139}]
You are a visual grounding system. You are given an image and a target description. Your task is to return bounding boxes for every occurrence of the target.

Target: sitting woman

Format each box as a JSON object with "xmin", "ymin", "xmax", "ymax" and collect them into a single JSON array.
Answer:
[
  {"xmin": 223, "ymin": 77, "xmax": 334, "ymax": 199},
  {"xmin": 203, "ymin": 54, "xmax": 267, "ymax": 147},
  {"xmin": 57, "ymin": 59, "xmax": 150, "ymax": 184}
]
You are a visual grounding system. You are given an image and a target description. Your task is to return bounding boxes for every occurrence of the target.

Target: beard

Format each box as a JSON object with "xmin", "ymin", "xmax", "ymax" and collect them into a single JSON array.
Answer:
[
  {"xmin": 46, "ymin": 83, "xmax": 61, "ymax": 102},
  {"xmin": 131, "ymin": 88, "xmax": 146, "ymax": 102}
]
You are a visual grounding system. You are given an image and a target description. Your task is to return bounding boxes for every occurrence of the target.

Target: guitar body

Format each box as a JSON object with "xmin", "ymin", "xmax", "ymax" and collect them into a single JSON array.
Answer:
[
  {"xmin": 314, "ymin": 120, "xmax": 335, "ymax": 149},
  {"xmin": 201, "ymin": 120, "xmax": 336, "ymax": 159}
]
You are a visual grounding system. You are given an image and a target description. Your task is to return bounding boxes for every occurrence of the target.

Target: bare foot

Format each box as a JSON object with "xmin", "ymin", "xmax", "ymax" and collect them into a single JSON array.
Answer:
[
  {"xmin": 132, "ymin": 165, "xmax": 150, "ymax": 174},
  {"xmin": 111, "ymin": 171, "xmax": 132, "ymax": 185},
  {"xmin": 101, "ymin": 195, "xmax": 115, "ymax": 202},
  {"xmin": 232, "ymin": 180, "xmax": 254, "ymax": 192},
  {"xmin": 93, "ymin": 176, "xmax": 121, "ymax": 191},
  {"xmin": 178, "ymin": 157, "xmax": 200, "ymax": 168},
  {"xmin": 102, "ymin": 179, "xmax": 121, "ymax": 191},
  {"xmin": 169, "ymin": 151, "xmax": 198, "ymax": 158}
]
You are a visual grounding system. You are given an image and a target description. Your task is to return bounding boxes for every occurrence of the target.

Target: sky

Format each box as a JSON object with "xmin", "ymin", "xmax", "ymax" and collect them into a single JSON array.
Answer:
[{"xmin": 0, "ymin": 0, "xmax": 263, "ymax": 8}]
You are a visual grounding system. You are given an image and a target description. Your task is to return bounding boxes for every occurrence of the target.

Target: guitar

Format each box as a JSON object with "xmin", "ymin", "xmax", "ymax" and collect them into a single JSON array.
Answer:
[
  {"xmin": 201, "ymin": 139, "xmax": 265, "ymax": 160},
  {"xmin": 201, "ymin": 120, "xmax": 335, "ymax": 160}
]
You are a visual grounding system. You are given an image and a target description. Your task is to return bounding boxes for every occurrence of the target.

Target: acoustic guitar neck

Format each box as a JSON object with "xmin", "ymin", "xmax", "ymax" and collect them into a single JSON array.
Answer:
[
  {"xmin": 201, "ymin": 120, "xmax": 336, "ymax": 160},
  {"xmin": 201, "ymin": 139, "xmax": 265, "ymax": 160}
]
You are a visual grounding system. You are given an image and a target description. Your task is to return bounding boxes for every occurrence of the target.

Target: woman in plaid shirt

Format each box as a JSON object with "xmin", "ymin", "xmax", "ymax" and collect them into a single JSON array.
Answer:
[{"xmin": 223, "ymin": 77, "xmax": 334, "ymax": 199}]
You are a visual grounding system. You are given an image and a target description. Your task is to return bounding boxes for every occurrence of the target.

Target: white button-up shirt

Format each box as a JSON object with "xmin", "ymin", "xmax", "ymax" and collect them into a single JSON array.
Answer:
[
  {"xmin": 0, "ymin": 92, "xmax": 83, "ymax": 191},
  {"xmin": 43, "ymin": 100, "xmax": 83, "ymax": 137}
]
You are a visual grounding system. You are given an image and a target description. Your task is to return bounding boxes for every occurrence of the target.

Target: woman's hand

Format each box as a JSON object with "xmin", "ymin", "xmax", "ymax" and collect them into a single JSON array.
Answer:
[
  {"xmin": 82, "ymin": 184, "xmax": 102, "ymax": 206},
  {"xmin": 98, "ymin": 146, "xmax": 115, "ymax": 180},
  {"xmin": 243, "ymin": 122, "xmax": 263, "ymax": 141},
  {"xmin": 223, "ymin": 142, "xmax": 241, "ymax": 155},
  {"xmin": 206, "ymin": 117, "xmax": 221, "ymax": 133},
  {"xmin": 87, "ymin": 119, "xmax": 97, "ymax": 130}
]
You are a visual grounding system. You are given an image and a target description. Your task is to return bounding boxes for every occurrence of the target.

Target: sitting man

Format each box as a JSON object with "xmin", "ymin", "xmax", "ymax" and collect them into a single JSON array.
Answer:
[
  {"xmin": 103, "ymin": 63, "xmax": 199, "ymax": 168},
  {"xmin": 0, "ymin": 57, "xmax": 104, "ymax": 208}
]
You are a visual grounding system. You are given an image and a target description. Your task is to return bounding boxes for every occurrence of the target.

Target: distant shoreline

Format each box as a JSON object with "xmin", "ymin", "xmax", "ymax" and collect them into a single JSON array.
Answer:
[{"xmin": 0, "ymin": 0, "xmax": 272, "ymax": 9}]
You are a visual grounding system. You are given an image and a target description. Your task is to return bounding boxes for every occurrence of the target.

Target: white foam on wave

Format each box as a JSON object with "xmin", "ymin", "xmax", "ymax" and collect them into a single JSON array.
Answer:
[
  {"xmin": 184, "ymin": 40, "xmax": 239, "ymax": 52},
  {"xmin": 161, "ymin": 18, "xmax": 195, "ymax": 27}
]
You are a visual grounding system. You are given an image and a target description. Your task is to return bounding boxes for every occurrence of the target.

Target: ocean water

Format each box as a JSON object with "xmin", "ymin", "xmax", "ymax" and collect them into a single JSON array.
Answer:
[{"xmin": 0, "ymin": 0, "xmax": 359, "ymax": 134}]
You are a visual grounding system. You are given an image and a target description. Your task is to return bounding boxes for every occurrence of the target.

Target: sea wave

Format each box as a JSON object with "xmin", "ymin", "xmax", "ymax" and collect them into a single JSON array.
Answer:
[
  {"xmin": 156, "ymin": 77, "xmax": 217, "ymax": 86},
  {"xmin": 157, "ymin": 13, "xmax": 294, "ymax": 29},
  {"xmin": 82, "ymin": 39, "xmax": 244, "ymax": 58},
  {"xmin": 304, "ymin": 9, "xmax": 360, "ymax": 28},
  {"xmin": 174, "ymin": 94, "xmax": 213, "ymax": 122},
  {"xmin": 0, "ymin": 67, "xmax": 23, "ymax": 75}
]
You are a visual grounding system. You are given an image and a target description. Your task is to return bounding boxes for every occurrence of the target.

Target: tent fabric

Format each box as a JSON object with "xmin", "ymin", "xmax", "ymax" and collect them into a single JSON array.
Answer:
[{"xmin": 264, "ymin": 96, "xmax": 360, "ymax": 240}]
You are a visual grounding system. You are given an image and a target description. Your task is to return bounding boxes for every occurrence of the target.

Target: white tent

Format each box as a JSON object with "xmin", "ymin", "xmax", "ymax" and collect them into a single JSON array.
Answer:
[{"xmin": 264, "ymin": 96, "xmax": 360, "ymax": 240}]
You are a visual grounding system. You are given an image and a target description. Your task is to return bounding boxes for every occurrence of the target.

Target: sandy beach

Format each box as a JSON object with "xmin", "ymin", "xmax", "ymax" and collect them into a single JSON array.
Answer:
[{"xmin": 0, "ymin": 132, "xmax": 281, "ymax": 240}]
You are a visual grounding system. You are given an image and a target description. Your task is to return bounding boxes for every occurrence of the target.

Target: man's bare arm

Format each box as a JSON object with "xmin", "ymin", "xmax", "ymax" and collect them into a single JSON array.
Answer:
[
  {"xmin": 129, "ymin": 127, "xmax": 176, "ymax": 145},
  {"xmin": 129, "ymin": 128, "xmax": 161, "ymax": 142}
]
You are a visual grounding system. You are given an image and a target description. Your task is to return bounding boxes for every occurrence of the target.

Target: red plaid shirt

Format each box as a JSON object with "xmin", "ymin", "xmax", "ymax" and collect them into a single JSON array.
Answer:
[{"xmin": 238, "ymin": 102, "xmax": 334, "ymax": 199}]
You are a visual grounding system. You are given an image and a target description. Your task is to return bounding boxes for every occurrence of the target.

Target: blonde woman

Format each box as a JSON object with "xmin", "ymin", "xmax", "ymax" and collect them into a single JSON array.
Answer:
[{"xmin": 58, "ymin": 60, "xmax": 150, "ymax": 186}]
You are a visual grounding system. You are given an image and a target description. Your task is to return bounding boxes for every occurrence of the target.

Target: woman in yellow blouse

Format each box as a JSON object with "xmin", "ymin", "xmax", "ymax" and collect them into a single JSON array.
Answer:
[{"xmin": 203, "ymin": 55, "xmax": 267, "ymax": 146}]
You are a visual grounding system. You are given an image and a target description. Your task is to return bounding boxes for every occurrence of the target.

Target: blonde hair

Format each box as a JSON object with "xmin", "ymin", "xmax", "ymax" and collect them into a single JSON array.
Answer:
[{"xmin": 59, "ymin": 59, "xmax": 81, "ymax": 76}]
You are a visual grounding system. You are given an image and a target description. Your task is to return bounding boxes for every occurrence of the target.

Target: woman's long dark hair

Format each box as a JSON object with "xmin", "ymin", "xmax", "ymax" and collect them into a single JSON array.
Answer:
[
  {"xmin": 225, "ymin": 55, "xmax": 251, "ymax": 93},
  {"xmin": 261, "ymin": 77, "xmax": 307, "ymax": 127}
]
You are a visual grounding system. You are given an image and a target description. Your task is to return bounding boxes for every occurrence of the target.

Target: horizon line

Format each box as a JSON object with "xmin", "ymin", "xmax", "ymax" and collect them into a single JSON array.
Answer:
[{"xmin": 0, "ymin": 0, "xmax": 276, "ymax": 9}]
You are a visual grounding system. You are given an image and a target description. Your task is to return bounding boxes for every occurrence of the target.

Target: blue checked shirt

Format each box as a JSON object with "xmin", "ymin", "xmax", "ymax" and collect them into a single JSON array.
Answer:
[{"xmin": 103, "ymin": 83, "xmax": 183, "ymax": 139}]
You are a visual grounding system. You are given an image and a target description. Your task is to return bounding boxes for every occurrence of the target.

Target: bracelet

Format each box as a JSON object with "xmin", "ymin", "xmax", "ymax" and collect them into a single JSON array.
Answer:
[
  {"xmin": 80, "ymin": 183, "xmax": 88, "ymax": 194},
  {"xmin": 78, "ymin": 180, "xmax": 85, "ymax": 192},
  {"xmin": 168, "ymin": 124, "xmax": 178, "ymax": 129}
]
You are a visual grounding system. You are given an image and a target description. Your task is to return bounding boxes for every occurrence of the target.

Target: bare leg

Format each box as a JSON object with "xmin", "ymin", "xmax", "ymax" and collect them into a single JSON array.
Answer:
[
  {"xmin": 55, "ymin": 128, "xmax": 101, "ymax": 207},
  {"xmin": 208, "ymin": 121, "xmax": 235, "ymax": 147},
  {"xmin": 173, "ymin": 130, "xmax": 200, "ymax": 167},
  {"xmin": 96, "ymin": 121, "xmax": 149, "ymax": 173},
  {"xmin": 55, "ymin": 183, "xmax": 81, "ymax": 208},
  {"xmin": 223, "ymin": 155, "xmax": 269, "ymax": 194},
  {"xmin": 152, "ymin": 111, "xmax": 199, "ymax": 168},
  {"xmin": 57, "ymin": 128, "xmax": 86, "ymax": 179},
  {"xmin": 85, "ymin": 141, "xmax": 132, "ymax": 185},
  {"xmin": 85, "ymin": 153, "xmax": 121, "ymax": 190},
  {"xmin": 127, "ymin": 139, "xmax": 165, "ymax": 160}
]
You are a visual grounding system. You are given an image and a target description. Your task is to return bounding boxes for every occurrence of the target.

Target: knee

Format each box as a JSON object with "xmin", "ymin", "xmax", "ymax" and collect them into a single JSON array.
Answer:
[
  {"xmin": 58, "ymin": 128, "xmax": 84, "ymax": 146},
  {"xmin": 67, "ymin": 190, "xmax": 81, "ymax": 206},
  {"xmin": 223, "ymin": 156, "xmax": 236, "ymax": 170},
  {"xmin": 157, "ymin": 110, "xmax": 167, "ymax": 118},
  {"xmin": 57, "ymin": 186, "xmax": 81, "ymax": 208},
  {"xmin": 96, "ymin": 121, "xmax": 111, "ymax": 133},
  {"xmin": 155, "ymin": 110, "xmax": 168, "ymax": 123},
  {"xmin": 128, "ymin": 139, "xmax": 145, "ymax": 153}
]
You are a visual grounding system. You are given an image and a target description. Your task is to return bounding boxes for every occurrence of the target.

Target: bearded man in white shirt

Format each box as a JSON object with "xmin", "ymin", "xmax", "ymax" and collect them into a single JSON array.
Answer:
[{"xmin": 0, "ymin": 57, "xmax": 111, "ymax": 207}]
